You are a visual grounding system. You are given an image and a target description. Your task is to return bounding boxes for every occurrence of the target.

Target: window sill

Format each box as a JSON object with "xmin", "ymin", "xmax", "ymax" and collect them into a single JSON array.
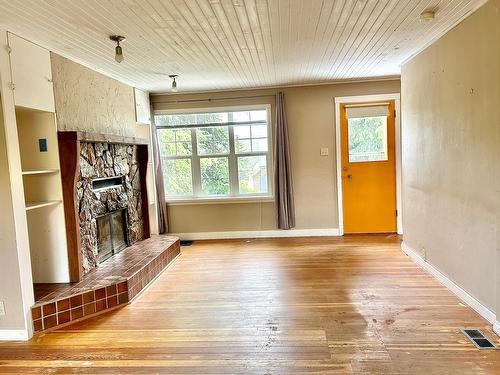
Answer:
[{"xmin": 166, "ymin": 196, "xmax": 274, "ymax": 206}]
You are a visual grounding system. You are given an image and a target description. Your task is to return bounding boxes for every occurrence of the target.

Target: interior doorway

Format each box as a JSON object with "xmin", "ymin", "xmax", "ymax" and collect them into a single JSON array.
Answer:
[{"xmin": 334, "ymin": 94, "xmax": 402, "ymax": 235}]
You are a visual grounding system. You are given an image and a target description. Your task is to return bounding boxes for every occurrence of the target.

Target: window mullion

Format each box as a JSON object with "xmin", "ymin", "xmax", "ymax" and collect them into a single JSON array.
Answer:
[
  {"xmin": 191, "ymin": 128, "xmax": 201, "ymax": 197},
  {"xmin": 228, "ymin": 125, "xmax": 238, "ymax": 196}
]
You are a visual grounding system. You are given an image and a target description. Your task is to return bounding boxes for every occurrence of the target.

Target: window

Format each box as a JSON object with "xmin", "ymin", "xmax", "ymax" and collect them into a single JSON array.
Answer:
[
  {"xmin": 347, "ymin": 116, "xmax": 388, "ymax": 162},
  {"xmin": 155, "ymin": 107, "xmax": 272, "ymax": 200}
]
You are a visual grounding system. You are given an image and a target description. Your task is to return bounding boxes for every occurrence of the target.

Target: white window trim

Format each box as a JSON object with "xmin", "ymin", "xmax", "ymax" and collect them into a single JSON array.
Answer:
[{"xmin": 155, "ymin": 104, "xmax": 274, "ymax": 203}]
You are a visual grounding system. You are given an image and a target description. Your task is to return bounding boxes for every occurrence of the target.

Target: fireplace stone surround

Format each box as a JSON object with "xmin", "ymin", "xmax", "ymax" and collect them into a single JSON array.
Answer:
[
  {"xmin": 58, "ymin": 132, "xmax": 150, "ymax": 282},
  {"xmin": 78, "ymin": 142, "xmax": 143, "ymax": 273}
]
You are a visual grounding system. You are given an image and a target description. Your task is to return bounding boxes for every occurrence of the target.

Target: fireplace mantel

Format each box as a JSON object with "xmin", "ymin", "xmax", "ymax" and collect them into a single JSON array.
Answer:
[
  {"xmin": 71, "ymin": 131, "xmax": 149, "ymax": 146},
  {"xmin": 58, "ymin": 131, "xmax": 151, "ymax": 282}
]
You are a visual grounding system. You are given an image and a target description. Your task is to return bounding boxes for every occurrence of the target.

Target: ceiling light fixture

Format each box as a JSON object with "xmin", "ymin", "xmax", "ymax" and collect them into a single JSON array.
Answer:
[
  {"xmin": 169, "ymin": 74, "xmax": 179, "ymax": 92},
  {"xmin": 110, "ymin": 35, "xmax": 126, "ymax": 63},
  {"xmin": 420, "ymin": 10, "xmax": 436, "ymax": 22}
]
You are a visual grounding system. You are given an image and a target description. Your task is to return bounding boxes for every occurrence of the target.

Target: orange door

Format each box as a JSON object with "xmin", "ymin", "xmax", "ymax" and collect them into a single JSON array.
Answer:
[{"xmin": 340, "ymin": 100, "xmax": 397, "ymax": 234}]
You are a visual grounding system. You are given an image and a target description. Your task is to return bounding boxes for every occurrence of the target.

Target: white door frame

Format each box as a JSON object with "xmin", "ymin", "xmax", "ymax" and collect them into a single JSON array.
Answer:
[{"xmin": 334, "ymin": 93, "xmax": 402, "ymax": 235}]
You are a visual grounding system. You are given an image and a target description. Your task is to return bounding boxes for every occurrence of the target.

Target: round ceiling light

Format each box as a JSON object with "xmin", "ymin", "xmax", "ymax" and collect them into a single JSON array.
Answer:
[{"xmin": 420, "ymin": 10, "xmax": 436, "ymax": 22}]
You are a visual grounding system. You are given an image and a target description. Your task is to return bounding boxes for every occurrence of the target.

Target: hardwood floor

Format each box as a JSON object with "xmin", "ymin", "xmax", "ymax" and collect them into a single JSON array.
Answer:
[{"xmin": 0, "ymin": 235, "xmax": 499, "ymax": 374}]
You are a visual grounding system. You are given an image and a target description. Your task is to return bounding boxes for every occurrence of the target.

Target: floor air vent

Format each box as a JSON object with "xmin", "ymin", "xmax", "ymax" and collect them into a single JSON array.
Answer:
[
  {"xmin": 461, "ymin": 329, "xmax": 497, "ymax": 349},
  {"xmin": 180, "ymin": 240, "xmax": 193, "ymax": 247}
]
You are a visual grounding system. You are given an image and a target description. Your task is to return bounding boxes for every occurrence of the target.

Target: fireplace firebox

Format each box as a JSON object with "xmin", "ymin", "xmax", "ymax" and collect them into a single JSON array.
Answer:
[{"xmin": 96, "ymin": 209, "xmax": 129, "ymax": 263}]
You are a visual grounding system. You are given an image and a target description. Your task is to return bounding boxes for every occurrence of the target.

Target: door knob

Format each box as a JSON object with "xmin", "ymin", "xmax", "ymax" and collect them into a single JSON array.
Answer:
[
  {"xmin": 343, "ymin": 166, "xmax": 349, "ymax": 171},
  {"xmin": 347, "ymin": 174, "xmax": 353, "ymax": 179}
]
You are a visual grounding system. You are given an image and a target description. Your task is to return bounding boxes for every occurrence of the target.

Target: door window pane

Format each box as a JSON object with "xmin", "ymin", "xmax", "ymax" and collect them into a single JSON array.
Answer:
[
  {"xmin": 348, "ymin": 116, "xmax": 388, "ymax": 162},
  {"xmin": 162, "ymin": 158, "xmax": 193, "ymax": 196},
  {"xmin": 196, "ymin": 127, "xmax": 229, "ymax": 155},
  {"xmin": 238, "ymin": 156, "xmax": 268, "ymax": 194},
  {"xmin": 200, "ymin": 157, "xmax": 229, "ymax": 195}
]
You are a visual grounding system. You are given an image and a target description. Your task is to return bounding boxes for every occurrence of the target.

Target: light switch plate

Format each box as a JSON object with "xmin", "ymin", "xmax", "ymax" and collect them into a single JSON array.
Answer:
[
  {"xmin": 39, "ymin": 138, "xmax": 48, "ymax": 152},
  {"xmin": 320, "ymin": 147, "xmax": 329, "ymax": 156},
  {"xmin": 0, "ymin": 301, "xmax": 5, "ymax": 316}
]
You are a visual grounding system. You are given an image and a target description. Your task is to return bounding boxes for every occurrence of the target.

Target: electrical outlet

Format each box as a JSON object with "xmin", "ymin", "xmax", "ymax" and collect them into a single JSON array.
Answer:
[
  {"xmin": 0, "ymin": 301, "xmax": 5, "ymax": 316},
  {"xmin": 320, "ymin": 147, "xmax": 329, "ymax": 156},
  {"xmin": 422, "ymin": 247, "xmax": 427, "ymax": 262}
]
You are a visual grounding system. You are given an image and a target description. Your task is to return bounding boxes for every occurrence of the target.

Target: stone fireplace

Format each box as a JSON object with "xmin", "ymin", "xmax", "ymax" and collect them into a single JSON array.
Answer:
[
  {"xmin": 58, "ymin": 131, "xmax": 150, "ymax": 282},
  {"xmin": 78, "ymin": 142, "xmax": 144, "ymax": 273}
]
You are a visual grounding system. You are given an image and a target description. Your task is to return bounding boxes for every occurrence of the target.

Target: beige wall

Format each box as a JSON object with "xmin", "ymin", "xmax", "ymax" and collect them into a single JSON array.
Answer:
[
  {"xmin": 401, "ymin": 0, "xmax": 499, "ymax": 316},
  {"xmin": 152, "ymin": 79, "xmax": 401, "ymax": 234},
  {"xmin": 16, "ymin": 109, "xmax": 69, "ymax": 283},
  {"xmin": 0, "ymin": 97, "xmax": 27, "ymax": 330},
  {"xmin": 51, "ymin": 53, "xmax": 136, "ymax": 137},
  {"xmin": 0, "ymin": 29, "xmax": 35, "ymax": 337}
]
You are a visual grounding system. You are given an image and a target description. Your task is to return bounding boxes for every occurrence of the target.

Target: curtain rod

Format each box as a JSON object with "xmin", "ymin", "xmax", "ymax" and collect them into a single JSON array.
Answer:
[{"xmin": 152, "ymin": 93, "xmax": 276, "ymax": 105}]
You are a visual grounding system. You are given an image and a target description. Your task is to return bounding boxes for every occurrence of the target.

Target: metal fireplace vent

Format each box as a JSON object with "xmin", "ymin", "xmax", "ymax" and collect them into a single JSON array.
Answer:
[
  {"xmin": 92, "ymin": 176, "xmax": 124, "ymax": 192},
  {"xmin": 461, "ymin": 328, "xmax": 497, "ymax": 349}
]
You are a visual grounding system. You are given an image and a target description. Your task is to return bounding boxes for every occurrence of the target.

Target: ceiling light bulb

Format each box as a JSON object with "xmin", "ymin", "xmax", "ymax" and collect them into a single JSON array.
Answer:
[
  {"xmin": 115, "ymin": 45, "xmax": 124, "ymax": 63},
  {"xmin": 110, "ymin": 35, "xmax": 126, "ymax": 63},
  {"xmin": 169, "ymin": 75, "xmax": 179, "ymax": 92}
]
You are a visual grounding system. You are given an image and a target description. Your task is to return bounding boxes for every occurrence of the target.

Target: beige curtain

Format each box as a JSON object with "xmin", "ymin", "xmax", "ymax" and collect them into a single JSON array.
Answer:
[
  {"xmin": 274, "ymin": 92, "xmax": 295, "ymax": 229},
  {"xmin": 150, "ymin": 107, "xmax": 168, "ymax": 234}
]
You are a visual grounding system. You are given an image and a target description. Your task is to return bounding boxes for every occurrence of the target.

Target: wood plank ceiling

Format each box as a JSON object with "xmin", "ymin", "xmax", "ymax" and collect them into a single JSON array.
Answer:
[{"xmin": 0, "ymin": 0, "xmax": 486, "ymax": 93}]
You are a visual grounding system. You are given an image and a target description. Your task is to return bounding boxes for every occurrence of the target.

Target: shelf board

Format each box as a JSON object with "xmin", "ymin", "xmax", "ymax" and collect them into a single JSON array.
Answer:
[
  {"xmin": 25, "ymin": 200, "xmax": 61, "ymax": 211},
  {"xmin": 22, "ymin": 169, "xmax": 59, "ymax": 176}
]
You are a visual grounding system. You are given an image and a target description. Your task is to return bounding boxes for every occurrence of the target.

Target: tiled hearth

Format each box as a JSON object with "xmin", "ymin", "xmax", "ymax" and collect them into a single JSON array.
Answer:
[{"xmin": 31, "ymin": 235, "xmax": 180, "ymax": 334}]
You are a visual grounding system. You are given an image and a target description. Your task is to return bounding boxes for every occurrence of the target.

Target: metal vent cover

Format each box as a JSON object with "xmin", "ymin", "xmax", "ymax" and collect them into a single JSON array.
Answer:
[{"xmin": 461, "ymin": 328, "xmax": 497, "ymax": 349}]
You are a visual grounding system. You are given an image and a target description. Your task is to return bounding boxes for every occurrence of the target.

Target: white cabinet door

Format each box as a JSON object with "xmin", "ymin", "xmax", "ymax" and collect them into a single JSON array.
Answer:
[
  {"xmin": 8, "ymin": 33, "xmax": 55, "ymax": 112},
  {"xmin": 134, "ymin": 88, "xmax": 151, "ymax": 124}
]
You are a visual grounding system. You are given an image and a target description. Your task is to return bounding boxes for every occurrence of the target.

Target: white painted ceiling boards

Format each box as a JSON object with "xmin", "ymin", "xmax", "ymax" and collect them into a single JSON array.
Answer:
[{"xmin": 0, "ymin": 0, "xmax": 486, "ymax": 92}]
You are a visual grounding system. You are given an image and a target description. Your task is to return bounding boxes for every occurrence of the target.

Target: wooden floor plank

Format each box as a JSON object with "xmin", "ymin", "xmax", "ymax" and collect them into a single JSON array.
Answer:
[{"xmin": 0, "ymin": 235, "xmax": 499, "ymax": 374}]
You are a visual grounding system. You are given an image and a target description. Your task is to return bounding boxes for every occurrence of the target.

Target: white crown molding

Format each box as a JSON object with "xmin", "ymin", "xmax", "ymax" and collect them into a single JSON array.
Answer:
[
  {"xmin": 0, "ymin": 329, "xmax": 29, "ymax": 341},
  {"xmin": 171, "ymin": 228, "xmax": 340, "ymax": 241},
  {"xmin": 401, "ymin": 242, "xmax": 496, "ymax": 327},
  {"xmin": 150, "ymin": 77, "xmax": 401, "ymax": 96}
]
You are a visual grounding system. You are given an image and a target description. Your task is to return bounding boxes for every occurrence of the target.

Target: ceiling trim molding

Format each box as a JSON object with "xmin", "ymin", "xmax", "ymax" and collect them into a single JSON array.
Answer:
[{"xmin": 150, "ymin": 76, "xmax": 401, "ymax": 96}]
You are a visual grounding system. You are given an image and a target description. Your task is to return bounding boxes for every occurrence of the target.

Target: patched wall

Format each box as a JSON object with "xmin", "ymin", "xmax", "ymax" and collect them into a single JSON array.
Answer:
[
  {"xmin": 51, "ymin": 53, "xmax": 136, "ymax": 137},
  {"xmin": 401, "ymin": 0, "xmax": 499, "ymax": 313}
]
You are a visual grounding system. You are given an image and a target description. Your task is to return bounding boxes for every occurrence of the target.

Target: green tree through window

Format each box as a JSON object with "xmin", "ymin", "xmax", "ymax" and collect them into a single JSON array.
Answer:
[
  {"xmin": 156, "ymin": 109, "xmax": 271, "ymax": 199},
  {"xmin": 348, "ymin": 116, "xmax": 388, "ymax": 162}
]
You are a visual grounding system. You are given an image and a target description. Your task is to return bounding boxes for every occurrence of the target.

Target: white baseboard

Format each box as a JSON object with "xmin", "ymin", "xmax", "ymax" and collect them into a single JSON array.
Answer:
[
  {"xmin": 494, "ymin": 321, "xmax": 500, "ymax": 336},
  {"xmin": 401, "ymin": 242, "xmax": 497, "ymax": 326},
  {"xmin": 171, "ymin": 228, "xmax": 340, "ymax": 241},
  {"xmin": 0, "ymin": 329, "xmax": 29, "ymax": 341}
]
